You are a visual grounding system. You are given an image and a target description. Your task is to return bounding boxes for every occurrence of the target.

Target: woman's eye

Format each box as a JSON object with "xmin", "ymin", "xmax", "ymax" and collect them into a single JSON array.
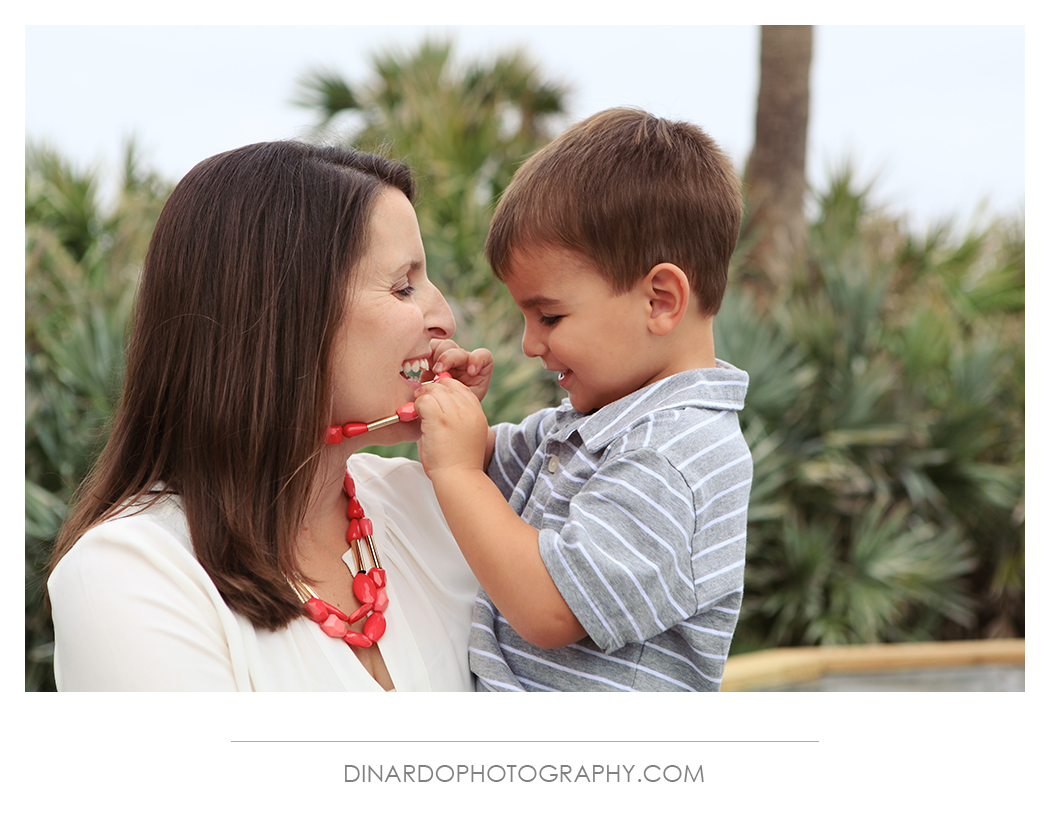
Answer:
[
  {"xmin": 394, "ymin": 285, "xmax": 416, "ymax": 299},
  {"xmin": 539, "ymin": 314, "xmax": 562, "ymax": 327}
]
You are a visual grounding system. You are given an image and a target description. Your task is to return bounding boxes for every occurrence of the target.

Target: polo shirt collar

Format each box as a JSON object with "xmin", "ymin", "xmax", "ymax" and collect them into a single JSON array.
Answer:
[{"xmin": 549, "ymin": 362, "xmax": 749, "ymax": 453}]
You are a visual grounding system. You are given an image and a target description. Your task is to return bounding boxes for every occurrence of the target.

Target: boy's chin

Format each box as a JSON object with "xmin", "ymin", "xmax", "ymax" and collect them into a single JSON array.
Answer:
[{"xmin": 567, "ymin": 394, "xmax": 600, "ymax": 414}]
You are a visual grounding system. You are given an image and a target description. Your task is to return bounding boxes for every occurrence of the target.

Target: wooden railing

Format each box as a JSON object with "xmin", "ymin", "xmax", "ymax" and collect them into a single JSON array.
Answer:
[{"xmin": 721, "ymin": 638, "xmax": 1025, "ymax": 691}]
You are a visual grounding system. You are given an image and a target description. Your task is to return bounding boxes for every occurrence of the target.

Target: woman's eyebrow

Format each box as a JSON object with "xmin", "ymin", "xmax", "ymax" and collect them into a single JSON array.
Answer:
[{"xmin": 388, "ymin": 259, "xmax": 424, "ymax": 277}]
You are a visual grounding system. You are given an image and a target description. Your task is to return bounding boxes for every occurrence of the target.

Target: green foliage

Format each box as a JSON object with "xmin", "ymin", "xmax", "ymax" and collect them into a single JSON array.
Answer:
[
  {"xmin": 724, "ymin": 167, "xmax": 1024, "ymax": 652},
  {"xmin": 25, "ymin": 142, "xmax": 172, "ymax": 690}
]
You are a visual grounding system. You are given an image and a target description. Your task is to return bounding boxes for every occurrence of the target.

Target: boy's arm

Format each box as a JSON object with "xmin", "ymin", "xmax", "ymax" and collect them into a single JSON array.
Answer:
[
  {"xmin": 431, "ymin": 467, "xmax": 586, "ymax": 649},
  {"xmin": 413, "ymin": 378, "xmax": 586, "ymax": 649}
]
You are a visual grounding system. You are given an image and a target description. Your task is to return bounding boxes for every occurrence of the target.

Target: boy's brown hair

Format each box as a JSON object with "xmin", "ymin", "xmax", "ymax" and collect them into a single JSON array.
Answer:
[{"xmin": 486, "ymin": 107, "xmax": 743, "ymax": 316}]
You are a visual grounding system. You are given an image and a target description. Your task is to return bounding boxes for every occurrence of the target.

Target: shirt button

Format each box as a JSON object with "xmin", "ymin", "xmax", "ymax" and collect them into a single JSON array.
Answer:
[{"xmin": 548, "ymin": 455, "xmax": 559, "ymax": 473}]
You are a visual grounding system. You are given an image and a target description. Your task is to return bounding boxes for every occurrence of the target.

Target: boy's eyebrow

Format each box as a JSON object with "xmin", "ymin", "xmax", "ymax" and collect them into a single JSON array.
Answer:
[{"xmin": 518, "ymin": 295, "xmax": 562, "ymax": 309}]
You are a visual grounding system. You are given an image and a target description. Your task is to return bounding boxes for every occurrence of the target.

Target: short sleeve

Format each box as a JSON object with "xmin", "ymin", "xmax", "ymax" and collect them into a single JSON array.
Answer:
[
  {"xmin": 48, "ymin": 515, "xmax": 242, "ymax": 691},
  {"xmin": 537, "ymin": 448, "xmax": 697, "ymax": 653}
]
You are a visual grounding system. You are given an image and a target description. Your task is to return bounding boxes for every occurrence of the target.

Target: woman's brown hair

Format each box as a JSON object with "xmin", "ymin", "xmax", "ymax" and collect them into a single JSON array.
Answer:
[
  {"xmin": 48, "ymin": 141, "xmax": 415, "ymax": 629},
  {"xmin": 486, "ymin": 107, "xmax": 743, "ymax": 316}
]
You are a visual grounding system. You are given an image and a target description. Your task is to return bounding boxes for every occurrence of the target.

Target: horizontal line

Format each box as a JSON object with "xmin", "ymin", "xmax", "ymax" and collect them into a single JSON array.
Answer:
[{"xmin": 231, "ymin": 740, "xmax": 818, "ymax": 744}]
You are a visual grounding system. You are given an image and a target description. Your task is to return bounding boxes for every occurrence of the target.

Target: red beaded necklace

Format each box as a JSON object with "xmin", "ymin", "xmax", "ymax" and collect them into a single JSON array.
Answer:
[
  {"xmin": 292, "ymin": 466, "xmax": 389, "ymax": 648},
  {"xmin": 297, "ymin": 374, "xmax": 449, "ymax": 649}
]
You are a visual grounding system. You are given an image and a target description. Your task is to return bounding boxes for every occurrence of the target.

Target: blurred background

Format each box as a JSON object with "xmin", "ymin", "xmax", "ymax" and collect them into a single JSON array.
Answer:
[{"xmin": 25, "ymin": 25, "xmax": 1024, "ymax": 691}]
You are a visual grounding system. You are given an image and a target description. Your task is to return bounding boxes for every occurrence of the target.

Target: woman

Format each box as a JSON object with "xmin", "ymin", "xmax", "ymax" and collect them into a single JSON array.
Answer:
[{"xmin": 46, "ymin": 141, "xmax": 485, "ymax": 691}]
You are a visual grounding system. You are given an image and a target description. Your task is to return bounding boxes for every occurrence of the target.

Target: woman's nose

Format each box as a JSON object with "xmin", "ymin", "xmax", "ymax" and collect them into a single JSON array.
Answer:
[{"xmin": 424, "ymin": 282, "xmax": 456, "ymax": 339}]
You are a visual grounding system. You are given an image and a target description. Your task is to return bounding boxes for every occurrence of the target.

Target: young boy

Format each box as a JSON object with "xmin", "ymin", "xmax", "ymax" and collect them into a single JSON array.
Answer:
[{"xmin": 415, "ymin": 107, "xmax": 752, "ymax": 691}]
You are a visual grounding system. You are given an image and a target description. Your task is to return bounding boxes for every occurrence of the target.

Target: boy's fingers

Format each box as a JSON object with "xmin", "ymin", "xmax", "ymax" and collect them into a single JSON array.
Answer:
[
  {"xmin": 433, "ymin": 349, "xmax": 469, "ymax": 374},
  {"xmin": 429, "ymin": 338, "xmax": 460, "ymax": 356},
  {"xmin": 430, "ymin": 339, "xmax": 462, "ymax": 372},
  {"xmin": 431, "ymin": 342, "xmax": 492, "ymax": 377},
  {"xmin": 465, "ymin": 349, "xmax": 491, "ymax": 376}
]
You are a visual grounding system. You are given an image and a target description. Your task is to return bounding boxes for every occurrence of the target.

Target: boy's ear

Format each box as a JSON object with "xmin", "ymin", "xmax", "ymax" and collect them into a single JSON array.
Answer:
[{"xmin": 643, "ymin": 263, "xmax": 690, "ymax": 336}]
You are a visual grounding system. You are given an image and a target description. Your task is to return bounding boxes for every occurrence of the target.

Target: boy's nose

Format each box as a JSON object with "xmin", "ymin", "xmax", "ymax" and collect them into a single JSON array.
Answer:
[{"xmin": 521, "ymin": 323, "xmax": 545, "ymax": 358}]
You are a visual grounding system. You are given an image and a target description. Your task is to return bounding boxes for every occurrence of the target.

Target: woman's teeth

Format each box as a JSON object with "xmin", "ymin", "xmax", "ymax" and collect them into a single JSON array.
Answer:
[{"xmin": 401, "ymin": 358, "xmax": 430, "ymax": 381}]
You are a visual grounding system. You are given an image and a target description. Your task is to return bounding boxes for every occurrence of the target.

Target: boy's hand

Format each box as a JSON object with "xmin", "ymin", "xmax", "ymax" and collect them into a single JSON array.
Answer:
[
  {"xmin": 429, "ymin": 338, "xmax": 493, "ymax": 402},
  {"xmin": 413, "ymin": 376, "xmax": 491, "ymax": 478}
]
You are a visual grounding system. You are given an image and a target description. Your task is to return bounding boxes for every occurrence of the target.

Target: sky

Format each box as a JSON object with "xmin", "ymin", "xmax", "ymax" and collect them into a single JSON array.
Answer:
[{"xmin": 24, "ymin": 24, "xmax": 1026, "ymax": 233}]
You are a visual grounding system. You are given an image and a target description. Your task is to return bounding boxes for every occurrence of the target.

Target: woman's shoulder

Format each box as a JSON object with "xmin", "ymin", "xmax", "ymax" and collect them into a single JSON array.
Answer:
[
  {"xmin": 50, "ymin": 494, "xmax": 198, "ymax": 587},
  {"xmin": 47, "ymin": 494, "xmax": 246, "ymax": 691},
  {"xmin": 85, "ymin": 492, "xmax": 188, "ymax": 541}
]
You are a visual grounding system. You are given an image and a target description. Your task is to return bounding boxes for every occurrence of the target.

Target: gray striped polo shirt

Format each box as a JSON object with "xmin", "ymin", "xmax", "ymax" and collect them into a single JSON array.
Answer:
[{"xmin": 470, "ymin": 363, "xmax": 752, "ymax": 691}]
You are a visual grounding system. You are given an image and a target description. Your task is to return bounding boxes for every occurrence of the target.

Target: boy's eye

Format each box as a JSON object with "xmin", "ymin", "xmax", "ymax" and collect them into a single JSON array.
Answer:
[{"xmin": 539, "ymin": 314, "xmax": 562, "ymax": 327}]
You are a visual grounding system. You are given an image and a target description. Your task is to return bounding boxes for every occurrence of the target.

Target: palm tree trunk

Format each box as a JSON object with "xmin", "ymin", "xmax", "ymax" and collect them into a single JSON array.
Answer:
[{"xmin": 746, "ymin": 25, "xmax": 813, "ymax": 283}]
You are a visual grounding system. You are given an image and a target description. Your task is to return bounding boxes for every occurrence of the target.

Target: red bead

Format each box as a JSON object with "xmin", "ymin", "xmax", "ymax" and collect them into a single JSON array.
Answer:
[
  {"xmin": 363, "ymin": 612, "xmax": 387, "ymax": 642},
  {"xmin": 303, "ymin": 598, "xmax": 328, "ymax": 623},
  {"xmin": 343, "ymin": 472, "xmax": 356, "ymax": 498},
  {"xmin": 347, "ymin": 499, "xmax": 364, "ymax": 519},
  {"xmin": 342, "ymin": 422, "xmax": 368, "ymax": 439},
  {"xmin": 360, "ymin": 518, "xmax": 373, "ymax": 537},
  {"xmin": 373, "ymin": 587, "xmax": 389, "ymax": 614},
  {"xmin": 343, "ymin": 630, "xmax": 372, "ymax": 648},
  {"xmin": 396, "ymin": 402, "xmax": 419, "ymax": 422},
  {"xmin": 325, "ymin": 426, "xmax": 343, "ymax": 445},
  {"xmin": 319, "ymin": 599, "xmax": 348, "ymax": 621},
  {"xmin": 348, "ymin": 601, "xmax": 373, "ymax": 623},
  {"xmin": 320, "ymin": 613, "xmax": 347, "ymax": 638},
  {"xmin": 346, "ymin": 519, "xmax": 361, "ymax": 542},
  {"xmin": 353, "ymin": 572, "xmax": 377, "ymax": 604},
  {"xmin": 368, "ymin": 567, "xmax": 386, "ymax": 588}
]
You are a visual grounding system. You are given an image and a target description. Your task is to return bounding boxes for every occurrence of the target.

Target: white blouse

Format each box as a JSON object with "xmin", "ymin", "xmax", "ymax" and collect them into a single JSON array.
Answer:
[{"xmin": 48, "ymin": 454, "xmax": 479, "ymax": 691}]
